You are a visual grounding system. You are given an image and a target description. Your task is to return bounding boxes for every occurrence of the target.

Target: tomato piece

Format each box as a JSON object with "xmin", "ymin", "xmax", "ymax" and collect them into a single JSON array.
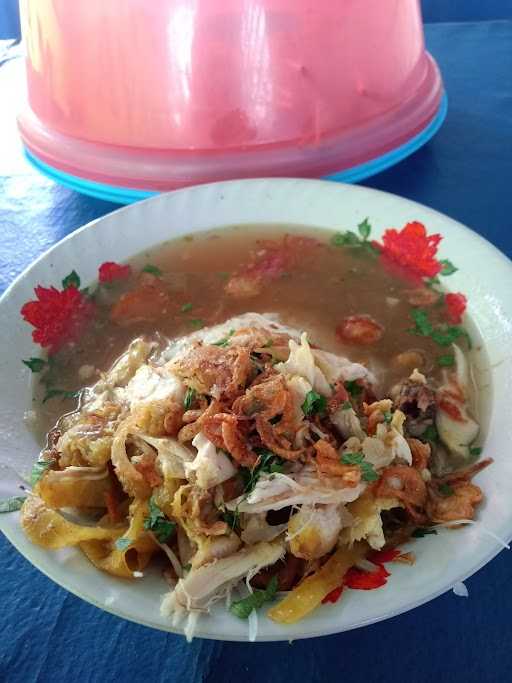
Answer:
[
  {"xmin": 322, "ymin": 584, "xmax": 344, "ymax": 604},
  {"xmin": 336, "ymin": 315, "xmax": 384, "ymax": 345},
  {"xmin": 366, "ymin": 548, "xmax": 401, "ymax": 564},
  {"xmin": 344, "ymin": 563, "xmax": 389, "ymax": 589},
  {"xmin": 438, "ymin": 399, "xmax": 467, "ymax": 423},
  {"xmin": 226, "ymin": 235, "xmax": 320, "ymax": 299},
  {"xmin": 111, "ymin": 280, "xmax": 172, "ymax": 325}
]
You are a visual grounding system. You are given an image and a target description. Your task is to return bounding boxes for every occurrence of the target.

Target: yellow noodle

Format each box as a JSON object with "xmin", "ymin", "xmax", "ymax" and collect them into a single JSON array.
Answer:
[
  {"xmin": 80, "ymin": 499, "xmax": 157, "ymax": 578},
  {"xmin": 20, "ymin": 495, "xmax": 120, "ymax": 549},
  {"xmin": 267, "ymin": 543, "xmax": 367, "ymax": 624},
  {"xmin": 37, "ymin": 470, "xmax": 111, "ymax": 509}
]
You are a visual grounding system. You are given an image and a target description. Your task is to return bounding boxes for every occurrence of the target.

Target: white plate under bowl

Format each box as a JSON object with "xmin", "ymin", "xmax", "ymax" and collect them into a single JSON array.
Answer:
[{"xmin": 1, "ymin": 179, "xmax": 511, "ymax": 642}]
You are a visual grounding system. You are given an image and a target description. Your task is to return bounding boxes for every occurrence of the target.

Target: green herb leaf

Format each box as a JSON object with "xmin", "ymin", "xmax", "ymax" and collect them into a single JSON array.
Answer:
[
  {"xmin": 422, "ymin": 424, "xmax": 439, "ymax": 443},
  {"xmin": 115, "ymin": 537, "xmax": 132, "ymax": 551},
  {"xmin": 241, "ymin": 450, "xmax": 285, "ymax": 494},
  {"xmin": 143, "ymin": 496, "xmax": 176, "ymax": 543},
  {"xmin": 340, "ymin": 452, "xmax": 364, "ymax": 465},
  {"xmin": 183, "ymin": 563, "xmax": 192, "ymax": 572},
  {"xmin": 341, "ymin": 451, "xmax": 378, "ymax": 481},
  {"xmin": 469, "ymin": 446, "xmax": 482, "ymax": 457},
  {"xmin": 255, "ymin": 449, "xmax": 285, "ymax": 474},
  {"xmin": 230, "ymin": 575, "xmax": 279, "ymax": 619},
  {"xmin": 144, "ymin": 497, "xmax": 162, "ymax": 528},
  {"xmin": 42, "ymin": 388, "xmax": 79, "ymax": 404},
  {"xmin": 426, "ymin": 276, "xmax": 441, "ymax": 287},
  {"xmin": 222, "ymin": 508, "xmax": 240, "ymax": 531},
  {"xmin": 190, "ymin": 318, "xmax": 204, "ymax": 329},
  {"xmin": 331, "ymin": 231, "xmax": 360, "ymax": 247},
  {"xmin": 212, "ymin": 329, "xmax": 235, "ymax": 347},
  {"xmin": 142, "ymin": 264, "xmax": 162, "ymax": 277},
  {"xmin": 409, "ymin": 309, "xmax": 471, "ymax": 350},
  {"xmin": 22, "ymin": 357, "xmax": 47, "ymax": 373},
  {"xmin": 30, "ymin": 460, "xmax": 52, "ymax": 486},
  {"xmin": 183, "ymin": 387, "xmax": 196, "ymax": 410},
  {"xmin": 344, "ymin": 380, "xmax": 363, "ymax": 398},
  {"xmin": 0, "ymin": 496, "xmax": 27, "ymax": 513},
  {"xmin": 217, "ymin": 271, "xmax": 230, "ymax": 281},
  {"xmin": 430, "ymin": 326, "xmax": 464, "ymax": 347},
  {"xmin": 152, "ymin": 518, "xmax": 176, "ymax": 544},
  {"xmin": 409, "ymin": 309, "xmax": 434, "ymax": 337},
  {"xmin": 301, "ymin": 390, "xmax": 327, "ymax": 417},
  {"xmin": 382, "ymin": 411, "xmax": 392, "ymax": 424},
  {"xmin": 342, "ymin": 400, "xmax": 352, "ymax": 411},
  {"xmin": 181, "ymin": 302, "xmax": 193, "ymax": 313},
  {"xmin": 412, "ymin": 527, "xmax": 438, "ymax": 538},
  {"xmin": 438, "ymin": 354, "xmax": 455, "ymax": 367},
  {"xmin": 364, "ymin": 242, "xmax": 381, "ymax": 256},
  {"xmin": 434, "ymin": 292, "xmax": 446, "ymax": 307},
  {"xmin": 438, "ymin": 483, "xmax": 454, "ymax": 497},
  {"xmin": 61, "ymin": 270, "xmax": 81, "ymax": 289},
  {"xmin": 360, "ymin": 461, "xmax": 379, "ymax": 482},
  {"xmin": 440, "ymin": 259, "xmax": 458, "ymax": 276},
  {"xmin": 357, "ymin": 218, "xmax": 371, "ymax": 240}
]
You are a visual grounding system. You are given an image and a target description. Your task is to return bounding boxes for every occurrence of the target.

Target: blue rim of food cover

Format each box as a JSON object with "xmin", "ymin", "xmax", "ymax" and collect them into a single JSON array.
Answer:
[{"xmin": 24, "ymin": 93, "xmax": 447, "ymax": 205}]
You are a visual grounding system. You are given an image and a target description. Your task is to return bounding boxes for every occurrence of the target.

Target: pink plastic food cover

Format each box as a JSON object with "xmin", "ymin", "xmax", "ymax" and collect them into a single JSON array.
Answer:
[{"xmin": 18, "ymin": 0, "xmax": 444, "ymax": 192}]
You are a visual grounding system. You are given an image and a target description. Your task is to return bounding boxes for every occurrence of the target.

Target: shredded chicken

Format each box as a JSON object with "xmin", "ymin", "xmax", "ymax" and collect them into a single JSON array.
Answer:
[
  {"xmin": 287, "ymin": 504, "xmax": 347, "ymax": 560},
  {"xmin": 24, "ymin": 311, "xmax": 490, "ymax": 631},
  {"xmin": 163, "ymin": 541, "xmax": 285, "ymax": 612}
]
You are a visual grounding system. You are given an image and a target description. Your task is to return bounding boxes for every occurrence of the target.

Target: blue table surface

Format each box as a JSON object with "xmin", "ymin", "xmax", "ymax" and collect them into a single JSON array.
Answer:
[{"xmin": 1, "ymin": 19, "xmax": 512, "ymax": 683}]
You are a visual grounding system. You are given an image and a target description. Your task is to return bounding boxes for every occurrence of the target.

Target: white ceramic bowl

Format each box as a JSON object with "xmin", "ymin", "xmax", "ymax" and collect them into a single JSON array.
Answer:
[{"xmin": 1, "ymin": 178, "xmax": 511, "ymax": 642}]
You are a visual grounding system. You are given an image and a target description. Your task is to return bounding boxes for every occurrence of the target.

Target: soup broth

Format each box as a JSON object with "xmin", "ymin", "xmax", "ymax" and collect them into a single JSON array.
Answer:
[{"xmin": 34, "ymin": 225, "xmax": 480, "ymax": 440}]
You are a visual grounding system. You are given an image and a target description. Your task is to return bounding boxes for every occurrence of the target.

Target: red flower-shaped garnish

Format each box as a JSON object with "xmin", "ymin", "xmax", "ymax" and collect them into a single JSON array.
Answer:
[
  {"xmin": 379, "ymin": 221, "xmax": 442, "ymax": 281},
  {"xmin": 21, "ymin": 285, "xmax": 94, "ymax": 354},
  {"xmin": 98, "ymin": 261, "xmax": 132, "ymax": 284},
  {"xmin": 444, "ymin": 292, "xmax": 467, "ymax": 325},
  {"xmin": 344, "ymin": 563, "xmax": 390, "ymax": 590}
]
